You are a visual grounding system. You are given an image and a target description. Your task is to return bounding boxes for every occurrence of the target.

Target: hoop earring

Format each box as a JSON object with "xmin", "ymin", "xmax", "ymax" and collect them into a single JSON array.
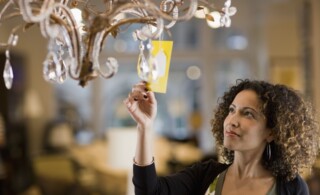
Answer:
[{"xmin": 266, "ymin": 142, "xmax": 272, "ymax": 161}]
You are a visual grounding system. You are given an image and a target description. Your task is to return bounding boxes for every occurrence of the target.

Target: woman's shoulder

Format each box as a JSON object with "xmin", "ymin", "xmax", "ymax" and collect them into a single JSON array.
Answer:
[
  {"xmin": 190, "ymin": 159, "xmax": 229, "ymax": 173},
  {"xmin": 277, "ymin": 174, "xmax": 309, "ymax": 194}
]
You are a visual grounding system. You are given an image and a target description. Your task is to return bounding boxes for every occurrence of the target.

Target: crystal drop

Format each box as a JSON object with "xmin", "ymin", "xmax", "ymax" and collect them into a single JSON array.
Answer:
[
  {"xmin": 43, "ymin": 53, "xmax": 59, "ymax": 83},
  {"xmin": 224, "ymin": 0, "xmax": 231, "ymax": 7},
  {"xmin": 56, "ymin": 59, "xmax": 67, "ymax": 84},
  {"xmin": 11, "ymin": 35, "xmax": 19, "ymax": 46},
  {"xmin": 57, "ymin": 74, "xmax": 67, "ymax": 84},
  {"xmin": 58, "ymin": 47, "xmax": 65, "ymax": 57},
  {"xmin": 136, "ymin": 29, "xmax": 148, "ymax": 41},
  {"xmin": 55, "ymin": 37, "xmax": 64, "ymax": 47},
  {"xmin": 132, "ymin": 31, "xmax": 138, "ymax": 41},
  {"xmin": 66, "ymin": 57, "xmax": 78, "ymax": 77},
  {"xmin": 3, "ymin": 59, "xmax": 14, "ymax": 89},
  {"xmin": 8, "ymin": 34, "xmax": 19, "ymax": 46},
  {"xmin": 146, "ymin": 42, "xmax": 152, "ymax": 50},
  {"xmin": 141, "ymin": 25, "xmax": 153, "ymax": 35},
  {"xmin": 137, "ymin": 53, "xmax": 149, "ymax": 81},
  {"xmin": 139, "ymin": 42, "xmax": 145, "ymax": 51},
  {"xmin": 47, "ymin": 39, "xmax": 55, "ymax": 51},
  {"xmin": 5, "ymin": 50, "xmax": 9, "ymax": 58}
]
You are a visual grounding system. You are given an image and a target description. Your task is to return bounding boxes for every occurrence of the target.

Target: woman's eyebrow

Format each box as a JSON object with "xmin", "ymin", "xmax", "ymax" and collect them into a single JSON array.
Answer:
[
  {"xmin": 242, "ymin": 107, "xmax": 259, "ymax": 114},
  {"xmin": 242, "ymin": 107, "xmax": 266, "ymax": 118},
  {"xmin": 230, "ymin": 104, "xmax": 236, "ymax": 108},
  {"xmin": 231, "ymin": 104, "xmax": 261, "ymax": 115},
  {"xmin": 229, "ymin": 104, "xmax": 264, "ymax": 116}
]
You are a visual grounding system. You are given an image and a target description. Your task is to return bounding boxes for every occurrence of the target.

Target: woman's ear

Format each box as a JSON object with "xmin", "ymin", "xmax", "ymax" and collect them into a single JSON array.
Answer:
[{"xmin": 266, "ymin": 128, "xmax": 274, "ymax": 142}]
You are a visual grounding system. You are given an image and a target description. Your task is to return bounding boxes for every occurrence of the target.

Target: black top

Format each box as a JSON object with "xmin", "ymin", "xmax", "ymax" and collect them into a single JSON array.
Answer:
[{"xmin": 133, "ymin": 159, "xmax": 309, "ymax": 195}]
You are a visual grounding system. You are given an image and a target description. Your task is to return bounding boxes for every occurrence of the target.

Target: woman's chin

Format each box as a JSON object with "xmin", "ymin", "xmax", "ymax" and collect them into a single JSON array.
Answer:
[{"xmin": 223, "ymin": 142, "xmax": 234, "ymax": 150}]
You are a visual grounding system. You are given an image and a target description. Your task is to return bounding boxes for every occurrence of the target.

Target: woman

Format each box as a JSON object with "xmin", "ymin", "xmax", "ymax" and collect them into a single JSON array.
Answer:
[{"xmin": 124, "ymin": 79, "xmax": 319, "ymax": 195}]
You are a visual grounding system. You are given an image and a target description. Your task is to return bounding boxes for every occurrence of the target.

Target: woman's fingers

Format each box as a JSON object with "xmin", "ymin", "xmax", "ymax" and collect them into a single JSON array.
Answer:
[
  {"xmin": 124, "ymin": 82, "xmax": 157, "ymax": 126},
  {"xmin": 124, "ymin": 97, "xmax": 138, "ymax": 114},
  {"xmin": 146, "ymin": 91, "xmax": 156, "ymax": 104},
  {"xmin": 130, "ymin": 82, "xmax": 149, "ymax": 101}
]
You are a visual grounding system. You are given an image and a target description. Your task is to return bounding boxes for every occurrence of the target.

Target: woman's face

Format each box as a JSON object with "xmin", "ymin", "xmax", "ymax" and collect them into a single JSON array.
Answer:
[{"xmin": 223, "ymin": 89, "xmax": 272, "ymax": 153}]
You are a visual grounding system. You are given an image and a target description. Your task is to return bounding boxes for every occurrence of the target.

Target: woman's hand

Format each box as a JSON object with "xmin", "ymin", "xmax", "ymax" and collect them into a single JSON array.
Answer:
[{"xmin": 124, "ymin": 82, "xmax": 157, "ymax": 130}]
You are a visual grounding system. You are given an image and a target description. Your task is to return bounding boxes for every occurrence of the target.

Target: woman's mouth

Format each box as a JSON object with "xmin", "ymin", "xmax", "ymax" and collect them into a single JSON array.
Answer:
[{"xmin": 225, "ymin": 130, "xmax": 240, "ymax": 137}]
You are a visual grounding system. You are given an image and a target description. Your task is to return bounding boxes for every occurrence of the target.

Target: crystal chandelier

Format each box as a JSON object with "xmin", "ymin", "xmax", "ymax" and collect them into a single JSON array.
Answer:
[{"xmin": 0, "ymin": 0, "xmax": 236, "ymax": 89}]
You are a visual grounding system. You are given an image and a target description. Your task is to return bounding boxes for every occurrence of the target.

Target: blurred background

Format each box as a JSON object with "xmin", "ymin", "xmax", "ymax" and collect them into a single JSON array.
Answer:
[{"xmin": 1, "ymin": 0, "xmax": 320, "ymax": 194}]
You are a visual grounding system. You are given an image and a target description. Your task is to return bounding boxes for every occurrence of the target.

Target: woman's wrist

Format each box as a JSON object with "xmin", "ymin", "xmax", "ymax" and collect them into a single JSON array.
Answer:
[
  {"xmin": 133, "ymin": 157, "xmax": 154, "ymax": 167},
  {"xmin": 137, "ymin": 122, "xmax": 153, "ymax": 132}
]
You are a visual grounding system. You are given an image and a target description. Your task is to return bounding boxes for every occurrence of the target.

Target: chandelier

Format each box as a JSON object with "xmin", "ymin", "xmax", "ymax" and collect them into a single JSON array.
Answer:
[{"xmin": 0, "ymin": 0, "xmax": 236, "ymax": 89}]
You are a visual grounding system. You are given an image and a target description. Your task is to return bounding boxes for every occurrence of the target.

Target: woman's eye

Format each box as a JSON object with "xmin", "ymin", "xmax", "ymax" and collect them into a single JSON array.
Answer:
[
  {"xmin": 228, "ymin": 107, "xmax": 234, "ymax": 113},
  {"xmin": 244, "ymin": 111, "xmax": 254, "ymax": 118}
]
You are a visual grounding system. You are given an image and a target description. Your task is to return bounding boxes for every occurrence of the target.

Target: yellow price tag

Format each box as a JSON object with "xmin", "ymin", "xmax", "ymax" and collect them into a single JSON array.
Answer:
[{"xmin": 147, "ymin": 40, "xmax": 173, "ymax": 93}]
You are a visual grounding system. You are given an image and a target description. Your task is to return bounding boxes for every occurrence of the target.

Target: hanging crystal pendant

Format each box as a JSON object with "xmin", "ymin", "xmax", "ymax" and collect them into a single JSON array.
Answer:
[
  {"xmin": 8, "ymin": 34, "xmax": 19, "ymax": 46},
  {"xmin": 3, "ymin": 59, "xmax": 14, "ymax": 89},
  {"xmin": 56, "ymin": 58, "xmax": 67, "ymax": 84},
  {"xmin": 147, "ymin": 40, "xmax": 159, "ymax": 81},
  {"xmin": 137, "ymin": 42, "xmax": 150, "ymax": 81},
  {"xmin": 137, "ymin": 52, "xmax": 150, "ymax": 81},
  {"xmin": 43, "ymin": 52, "xmax": 60, "ymax": 83}
]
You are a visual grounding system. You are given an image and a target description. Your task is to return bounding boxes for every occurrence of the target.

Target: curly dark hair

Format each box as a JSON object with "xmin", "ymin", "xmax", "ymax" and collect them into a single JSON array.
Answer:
[{"xmin": 211, "ymin": 79, "xmax": 319, "ymax": 181}]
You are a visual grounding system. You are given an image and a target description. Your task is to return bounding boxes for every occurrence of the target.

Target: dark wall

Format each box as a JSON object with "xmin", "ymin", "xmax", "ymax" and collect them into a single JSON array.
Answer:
[{"xmin": 0, "ymin": 52, "xmax": 35, "ymax": 194}]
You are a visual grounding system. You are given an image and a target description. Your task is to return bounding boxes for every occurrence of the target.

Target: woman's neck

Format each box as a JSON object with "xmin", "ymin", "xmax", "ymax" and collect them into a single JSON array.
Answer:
[{"xmin": 228, "ymin": 151, "xmax": 272, "ymax": 179}]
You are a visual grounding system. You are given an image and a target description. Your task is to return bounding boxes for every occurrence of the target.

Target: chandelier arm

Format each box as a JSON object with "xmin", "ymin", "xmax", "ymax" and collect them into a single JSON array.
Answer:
[
  {"xmin": 53, "ymin": 0, "xmax": 70, "ymax": 17},
  {"xmin": 19, "ymin": 0, "xmax": 55, "ymax": 23},
  {"xmin": 35, "ymin": 5, "xmax": 82, "ymax": 80},
  {"xmin": 107, "ymin": 3, "xmax": 164, "ymax": 40},
  {"xmin": 109, "ymin": 0, "xmax": 196, "ymax": 23},
  {"xmin": 68, "ymin": 65, "xmax": 81, "ymax": 81},
  {"xmin": 0, "ymin": 23, "xmax": 21, "ymax": 50},
  {"xmin": 0, "ymin": 43, "xmax": 9, "ymax": 48},
  {"xmin": 0, "ymin": 0, "xmax": 14, "ymax": 21},
  {"xmin": 197, "ymin": 0, "xmax": 215, "ymax": 9},
  {"xmin": 1, "ymin": 0, "xmax": 236, "ymax": 88},
  {"xmin": 164, "ymin": 5, "xmax": 178, "ymax": 29},
  {"xmin": 0, "ymin": 12, "xmax": 23, "ymax": 21},
  {"xmin": 120, "ymin": 9, "xmax": 145, "ymax": 18},
  {"xmin": 91, "ymin": 31, "xmax": 117, "ymax": 79},
  {"xmin": 78, "ymin": 17, "xmax": 158, "ymax": 84},
  {"xmin": 87, "ymin": 17, "xmax": 157, "ymax": 81},
  {"xmin": 176, "ymin": 0, "xmax": 198, "ymax": 20},
  {"xmin": 146, "ymin": 0, "xmax": 198, "ymax": 21},
  {"xmin": 104, "ymin": 0, "xmax": 115, "ymax": 16},
  {"xmin": 60, "ymin": 0, "xmax": 69, "ymax": 5},
  {"xmin": 40, "ymin": 15, "xmax": 57, "ymax": 38},
  {"xmin": 42, "ymin": 15, "xmax": 81, "ymax": 81},
  {"xmin": 101, "ymin": 17, "xmax": 156, "ymax": 50},
  {"xmin": 52, "ymin": 4, "xmax": 82, "ymax": 76},
  {"xmin": 132, "ymin": 0, "xmax": 149, "ymax": 17}
]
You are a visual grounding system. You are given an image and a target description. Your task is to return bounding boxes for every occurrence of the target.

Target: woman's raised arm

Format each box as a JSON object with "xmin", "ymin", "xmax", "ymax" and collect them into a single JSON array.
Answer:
[{"xmin": 124, "ymin": 82, "xmax": 157, "ymax": 166}]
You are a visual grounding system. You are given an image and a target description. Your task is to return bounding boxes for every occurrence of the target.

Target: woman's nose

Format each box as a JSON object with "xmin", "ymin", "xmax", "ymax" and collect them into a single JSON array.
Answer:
[{"xmin": 229, "ymin": 113, "xmax": 240, "ymax": 128}]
